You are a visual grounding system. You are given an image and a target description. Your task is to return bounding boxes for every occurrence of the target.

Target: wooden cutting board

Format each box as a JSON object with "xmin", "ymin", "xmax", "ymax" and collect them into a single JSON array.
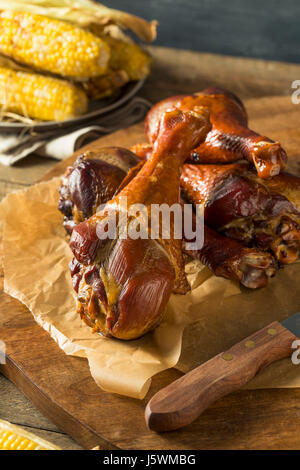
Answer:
[{"xmin": 1, "ymin": 95, "xmax": 300, "ymax": 450}]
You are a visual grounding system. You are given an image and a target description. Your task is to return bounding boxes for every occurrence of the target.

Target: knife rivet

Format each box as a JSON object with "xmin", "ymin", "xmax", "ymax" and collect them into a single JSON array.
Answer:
[
  {"xmin": 222, "ymin": 353, "xmax": 234, "ymax": 361},
  {"xmin": 268, "ymin": 328, "xmax": 277, "ymax": 336},
  {"xmin": 245, "ymin": 340, "xmax": 255, "ymax": 348}
]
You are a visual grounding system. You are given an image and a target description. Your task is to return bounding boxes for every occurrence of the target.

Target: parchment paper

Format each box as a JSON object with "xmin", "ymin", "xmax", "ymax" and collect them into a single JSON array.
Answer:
[{"xmin": 1, "ymin": 178, "xmax": 300, "ymax": 399}]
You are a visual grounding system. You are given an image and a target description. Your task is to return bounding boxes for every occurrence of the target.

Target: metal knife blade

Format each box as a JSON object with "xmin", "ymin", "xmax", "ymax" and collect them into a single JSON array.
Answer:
[{"xmin": 281, "ymin": 311, "xmax": 300, "ymax": 338}]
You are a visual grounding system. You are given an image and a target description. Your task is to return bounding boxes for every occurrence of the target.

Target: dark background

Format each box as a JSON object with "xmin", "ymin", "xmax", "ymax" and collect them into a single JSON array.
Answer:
[{"xmin": 106, "ymin": 0, "xmax": 300, "ymax": 63}]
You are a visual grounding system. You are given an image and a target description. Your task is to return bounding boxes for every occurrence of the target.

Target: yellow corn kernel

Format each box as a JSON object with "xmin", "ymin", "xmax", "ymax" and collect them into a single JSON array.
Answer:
[
  {"xmin": 83, "ymin": 70, "xmax": 129, "ymax": 100},
  {"xmin": 0, "ymin": 67, "xmax": 88, "ymax": 121},
  {"xmin": 0, "ymin": 10, "xmax": 110, "ymax": 79},
  {"xmin": 0, "ymin": 419, "xmax": 60, "ymax": 450},
  {"xmin": 105, "ymin": 36, "xmax": 151, "ymax": 81},
  {"xmin": 83, "ymin": 34, "xmax": 151, "ymax": 100}
]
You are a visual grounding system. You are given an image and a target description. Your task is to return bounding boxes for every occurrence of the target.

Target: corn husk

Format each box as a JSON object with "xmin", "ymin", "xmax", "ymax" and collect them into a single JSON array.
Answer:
[
  {"xmin": 0, "ymin": 0, "xmax": 157, "ymax": 42},
  {"xmin": 0, "ymin": 2, "xmax": 155, "ymax": 123},
  {"xmin": 0, "ymin": 56, "xmax": 35, "ymax": 123}
]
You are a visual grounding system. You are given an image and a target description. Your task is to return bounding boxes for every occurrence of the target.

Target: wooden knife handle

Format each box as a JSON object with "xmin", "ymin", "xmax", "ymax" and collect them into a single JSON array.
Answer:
[{"xmin": 145, "ymin": 321, "xmax": 297, "ymax": 432}]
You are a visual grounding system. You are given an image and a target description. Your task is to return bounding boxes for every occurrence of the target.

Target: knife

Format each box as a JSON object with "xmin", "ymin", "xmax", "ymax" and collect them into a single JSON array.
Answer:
[{"xmin": 145, "ymin": 314, "xmax": 300, "ymax": 432}]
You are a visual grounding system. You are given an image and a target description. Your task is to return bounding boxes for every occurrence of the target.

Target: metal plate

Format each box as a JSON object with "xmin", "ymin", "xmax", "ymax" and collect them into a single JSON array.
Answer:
[{"xmin": 0, "ymin": 79, "xmax": 145, "ymax": 133}]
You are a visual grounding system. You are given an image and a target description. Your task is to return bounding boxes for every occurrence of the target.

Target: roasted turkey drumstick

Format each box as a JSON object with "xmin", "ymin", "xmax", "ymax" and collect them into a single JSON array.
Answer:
[
  {"xmin": 183, "ymin": 223, "xmax": 276, "ymax": 289},
  {"xmin": 181, "ymin": 162, "xmax": 300, "ymax": 266},
  {"xmin": 68, "ymin": 106, "xmax": 210, "ymax": 339},
  {"xmin": 58, "ymin": 147, "xmax": 138, "ymax": 234},
  {"xmin": 133, "ymin": 87, "xmax": 287, "ymax": 179},
  {"xmin": 57, "ymin": 84, "xmax": 300, "ymax": 342}
]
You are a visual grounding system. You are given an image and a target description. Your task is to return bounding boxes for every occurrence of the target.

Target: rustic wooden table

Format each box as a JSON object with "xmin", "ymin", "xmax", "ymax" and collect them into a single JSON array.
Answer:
[{"xmin": 1, "ymin": 45, "xmax": 300, "ymax": 450}]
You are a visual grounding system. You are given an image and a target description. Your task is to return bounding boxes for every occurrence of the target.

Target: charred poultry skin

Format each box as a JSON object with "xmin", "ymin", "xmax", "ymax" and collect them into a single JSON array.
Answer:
[
  {"xmin": 181, "ymin": 162, "xmax": 300, "ymax": 266},
  {"xmin": 182, "ymin": 206, "xmax": 276, "ymax": 289},
  {"xmin": 59, "ymin": 152, "xmax": 276, "ymax": 292},
  {"xmin": 135, "ymin": 87, "xmax": 287, "ymax": 179},
  {"xmin": 184, "ymin": 225, "xmax": 275, "ymax": 289},
  {"xmin": 69, "ymin": 106, "xmax": 211, "ymax": 340}
]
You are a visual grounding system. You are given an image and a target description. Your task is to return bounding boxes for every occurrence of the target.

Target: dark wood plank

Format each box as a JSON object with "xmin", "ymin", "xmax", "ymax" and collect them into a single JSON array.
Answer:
[
  {"xmin": 144, "ymin": 46, "xmax": 300, "ymax": 104},
  {"xmin": 17, "ymin": 427, "xmax": 82, "ymax": 450},
  {"xmin": 146, "ymin": 322, "xmax": 297, "ymax": 432},
  {"xmin": 0, "ymin": 374, "xmax": 83, "ymax": 450},
  {"xmin": 2, "ymin": 276, "xmax": 300, "ymax": 450},
  {"xmin": 2, "ymin": 289, "xmax": 300, "ymax": 450}
]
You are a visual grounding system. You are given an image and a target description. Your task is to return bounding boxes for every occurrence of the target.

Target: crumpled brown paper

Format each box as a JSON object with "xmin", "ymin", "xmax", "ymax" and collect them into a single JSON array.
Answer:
[{"xmin": 0, "ymin": 178, "xmax": 300, "ymax": 399}]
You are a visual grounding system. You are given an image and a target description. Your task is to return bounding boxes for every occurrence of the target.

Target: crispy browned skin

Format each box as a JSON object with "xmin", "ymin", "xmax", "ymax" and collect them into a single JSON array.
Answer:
[
  {"xmin": 69, "ymin": 107, "xmax": 210, "ymax": 340},
  {"xmin": 129, "ymin": 151, "xmax": 278, "ymax": 287},
  {"xmin": 58, "ymin": 147, "xmax": 138, "ymax": 234},
  {"xmin": 143, "ymin": 87, "xmax": 287, "ymax": 179},
  {"xmin": 181, "ymin": 162, "xmax": 300, "ymax": 265},
  {"xmin": 62, "ymin": 153, "xmax": 276, "ymax": 294}
]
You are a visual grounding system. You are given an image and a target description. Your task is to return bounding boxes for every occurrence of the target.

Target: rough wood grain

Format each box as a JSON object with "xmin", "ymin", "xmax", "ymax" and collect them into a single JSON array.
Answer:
[
  {"xmin": 146, "ymin": 322, "xmax": 297, "ymax": 432},
  {"xmin": 144, "ymin": 46, "xmax": 300, "ymax": 103},
  {"xmin": 1, "ymin": 92, "xmax": 300, "ymax": 449},
  {"xmin": 0, "ymin": 374, "xmax": 83, "ymax": 450},
  {"xmin": 0, "ymin": 373, "xmax": 61, "ymax": 431}
]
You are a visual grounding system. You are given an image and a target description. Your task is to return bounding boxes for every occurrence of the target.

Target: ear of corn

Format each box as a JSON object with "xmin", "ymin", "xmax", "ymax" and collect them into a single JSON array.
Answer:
[
  {"xmin": 0, "ymin": 0, "xmax": 157, "ymax": 42},
  {"xmin": 83, "ymin": 70, "xmax": 129, "ymax": 100},
  {"xmin": 84, "ymin": 31, "xmax": 151, "ymax": 100},
  {"xmin": 0, "ymin": 10, "xmax": 110, "ymax": 80},
  {"xmin": 105, "ymin": 35, "xmax": 151, "ymax": 82},
  {"xmin": 0, "ymin": 419, "xmax": 60, "ymax": 450},
  {"xmin": 0, "ymin": 67, "xmax": 88, "ymax": 121},
  {"xmin": 0, "ymin": 8, "xmax": 152, "ymax": 121}
]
